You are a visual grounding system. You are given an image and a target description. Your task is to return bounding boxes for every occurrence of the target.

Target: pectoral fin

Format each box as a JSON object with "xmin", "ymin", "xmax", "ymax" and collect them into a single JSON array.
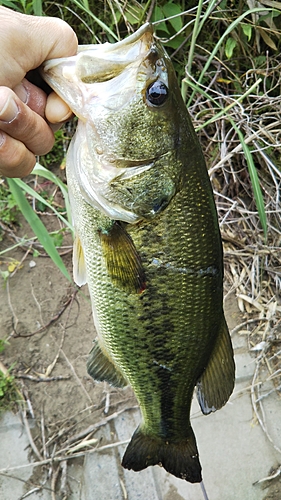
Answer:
[
  {"xmin": 196, "ymin": 316, "xmax": 235, "ymax": 415},
  {"xmin": 99, "ymin": 221, "xmax": 145, "ymax": 293},
  {"xmin": 87, "ymin": 339, "xmax": 128, "ymax": 388},
  {"xmin": 73, "ymin": 233, "xmax": 87, "ymax": 286}
]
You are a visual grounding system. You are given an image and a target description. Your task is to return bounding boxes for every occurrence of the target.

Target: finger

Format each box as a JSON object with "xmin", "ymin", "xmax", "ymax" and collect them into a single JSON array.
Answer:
[
  {"xmin": 0, "ymin": 7, "xmax": 78, "ymax": 88},
  {"xmin": 13, "ymin": 78, "xmax": 47, "ymax": 118},
  {"xmin": 0, "ymin": 131, "xmax": 36, "ymax": 178},
  {"xmin": 0, "ymin": 87, "xmax": 55, "ymax": 155},
  {"xmin": 45, "ymin": 91, "xmax": 73, "ymax": 124}
]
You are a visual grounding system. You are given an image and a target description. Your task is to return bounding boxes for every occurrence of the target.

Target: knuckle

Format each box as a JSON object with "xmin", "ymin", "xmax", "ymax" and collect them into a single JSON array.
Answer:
[{"xmin": 0, "ymin": 134, "xmax": 35, "ymax": 177}]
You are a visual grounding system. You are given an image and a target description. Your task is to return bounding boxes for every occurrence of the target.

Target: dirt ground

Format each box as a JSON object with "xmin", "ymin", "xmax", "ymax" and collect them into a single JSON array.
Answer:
[
  {"xmin": 0, "ymin": 211, "xmax": 280, "ymax": 499},
  {"xmin": 0, "ymin": 213, "xmax": 138, "ymax": 494}
]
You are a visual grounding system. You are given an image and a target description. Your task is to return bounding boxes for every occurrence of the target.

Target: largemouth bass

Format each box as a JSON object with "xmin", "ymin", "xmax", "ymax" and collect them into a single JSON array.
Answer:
[{"xmin": 42, "ymin": 24, "xmax": 235, "ymax": 484}]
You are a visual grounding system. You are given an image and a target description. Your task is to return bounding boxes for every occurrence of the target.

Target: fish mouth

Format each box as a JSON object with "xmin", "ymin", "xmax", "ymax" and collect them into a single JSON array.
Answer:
[
  {"xmin": 42, "ymin": 24, "xmax": 155, "ymax": 106},
  {"xmin": 74, "ymin": 24, "xmax": 154, "ymax": 84},
  {"xmin": 78, "ymin": 23, "xmax": 153, "ymax": 55}
]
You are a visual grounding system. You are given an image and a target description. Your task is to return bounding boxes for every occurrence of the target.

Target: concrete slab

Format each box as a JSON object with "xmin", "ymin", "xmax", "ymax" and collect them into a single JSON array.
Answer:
[
  {"xmin": 0, "ymin": 331, "xmax": 280, "ymax": 500},
  {"xmin": 0, "ymin": 412, "xmax": 49, "ymax": 500}
]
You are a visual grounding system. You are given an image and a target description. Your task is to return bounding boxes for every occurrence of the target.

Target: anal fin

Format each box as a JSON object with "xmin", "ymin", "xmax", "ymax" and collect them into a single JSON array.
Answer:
[
  {"xmin": 99, "ymin": 221, "xmax": 145, "ymax": 294},
  {"xmin": 196, "ymin": 315, "xmax": 235, "ymax": 415},
  {"xmin": 87, "ymin": 339, "xmax": 128, "ymax": 388}
]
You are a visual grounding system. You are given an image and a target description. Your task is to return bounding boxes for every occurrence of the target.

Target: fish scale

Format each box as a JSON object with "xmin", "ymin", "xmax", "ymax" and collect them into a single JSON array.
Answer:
[{"xmin": 42, "ymin": 23, "xmax": 235, "ymax": 484}]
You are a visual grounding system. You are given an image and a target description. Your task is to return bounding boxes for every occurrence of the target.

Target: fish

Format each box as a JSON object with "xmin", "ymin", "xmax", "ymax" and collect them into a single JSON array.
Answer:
[{"xmin": 42, "ymin": 24, "xmax": 235, "ymax": 484}]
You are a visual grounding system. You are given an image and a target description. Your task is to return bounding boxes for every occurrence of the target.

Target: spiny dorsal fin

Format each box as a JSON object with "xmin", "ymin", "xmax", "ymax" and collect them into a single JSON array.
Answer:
[
  {"xmin": 99, "ymin": 222, "xmax": 145, "ymax": 293},
  {"xmin": 196, "ymin": 315, "xmax": 235, "ymax": 415},
  {"xmin": 87, "ymin": 339, "xmax": 128, "ymax": 388},
  {"xmin": 73, "ymin": 233, "xmax": 87, "ymax": 286}
]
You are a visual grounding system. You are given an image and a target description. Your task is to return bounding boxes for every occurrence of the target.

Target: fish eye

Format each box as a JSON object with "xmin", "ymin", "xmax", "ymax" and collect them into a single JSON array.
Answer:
[{"xmin": 146, "ymin": 81, "xmax": 169, "ymax": 106}]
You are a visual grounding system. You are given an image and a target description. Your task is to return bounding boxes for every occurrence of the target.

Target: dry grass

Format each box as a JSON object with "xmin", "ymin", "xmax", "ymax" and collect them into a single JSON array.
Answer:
[{"xmin": 188, "ymin": 52, "xmax": 281, "ymax": 459}]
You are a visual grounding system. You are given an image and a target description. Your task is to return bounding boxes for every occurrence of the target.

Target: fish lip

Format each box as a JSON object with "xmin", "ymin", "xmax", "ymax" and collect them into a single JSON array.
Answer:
[
  {"xmin": 77, "ymin": 23, "xmax": 154, "ymax": 54},
  {"xmin": 43, "ymin": 23, "xmax": 154, "ymax": 72}
]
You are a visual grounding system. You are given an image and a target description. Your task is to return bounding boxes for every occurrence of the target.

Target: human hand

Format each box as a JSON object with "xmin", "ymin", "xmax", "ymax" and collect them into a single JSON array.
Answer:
[{"xmin": 0, "ymin": 6, "xmax": 78, "ymax": 178}]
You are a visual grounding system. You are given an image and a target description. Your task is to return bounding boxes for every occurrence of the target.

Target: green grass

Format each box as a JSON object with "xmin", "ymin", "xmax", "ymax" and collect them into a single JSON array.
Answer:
[
  {"xmin": 0, "ymin": 340, "xmax": 18, "ymax": 411},
  {"xmin": 0, "ymin": 0, "xmax": 280, "ymax": 273}
]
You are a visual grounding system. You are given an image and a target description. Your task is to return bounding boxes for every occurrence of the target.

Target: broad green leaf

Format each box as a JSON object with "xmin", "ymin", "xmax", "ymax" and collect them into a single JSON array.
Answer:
[
  {"xmin": 164, "ymin": 35, "xmax": 186, "ymax": 49},
  {"xmin": 225, "ymin": 37, "xmax": 237, "ymax": 59},
  {"xmin": 6, "ymin": 178, "xmax": 71, "ymax": 281},
  {"xmin": 162, "ymin": 2, "xmax": 183, "ymax": 32},
  {"xmin": 152, "ymin": 6, "xmax": 170, "ymax": 35},
  {"xmin": 32, "ymin": 0, "xmax": 42, "ymax": 16},
  {"xmin": 241, "ymin": 23, "xmax": 252, "ymax": 41}
]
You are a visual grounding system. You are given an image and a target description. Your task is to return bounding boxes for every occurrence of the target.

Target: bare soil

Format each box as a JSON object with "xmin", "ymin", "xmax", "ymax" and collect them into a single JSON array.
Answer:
[{"xmin": 0, "ymin": 216, "xmax": 136, "ymax": 486}]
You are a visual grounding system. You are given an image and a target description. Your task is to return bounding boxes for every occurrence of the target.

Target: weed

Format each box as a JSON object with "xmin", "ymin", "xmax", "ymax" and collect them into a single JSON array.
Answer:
[
  {"xmin": 0, "ymin": 340, "xmax": 18, "ymax": 411},
  {"xmin": 0, "ymin": 181, "xmax": 20, "ymax": 227}
]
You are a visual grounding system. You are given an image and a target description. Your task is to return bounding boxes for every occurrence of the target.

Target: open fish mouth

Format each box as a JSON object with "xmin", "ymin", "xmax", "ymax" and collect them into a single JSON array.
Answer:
[
  {"xmin": 42, "ymin": 24, "xmax": 155, "ymax": 117},
  {"xmin": 75, "ymin": 23, "xmax": 154, "ymax": 83}
]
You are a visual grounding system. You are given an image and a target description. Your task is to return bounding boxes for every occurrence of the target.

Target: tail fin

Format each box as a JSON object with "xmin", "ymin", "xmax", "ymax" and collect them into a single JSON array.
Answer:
[{"xmin": 122, "ymin": 425, "xmax": 202, "ymax": 483}]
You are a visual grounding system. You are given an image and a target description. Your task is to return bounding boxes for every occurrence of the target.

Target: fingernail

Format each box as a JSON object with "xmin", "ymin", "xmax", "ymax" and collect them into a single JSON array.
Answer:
[
  {"xmin": 0, "ymin": 131, "xmax": 5, "ymax": 147},
  {"xmin": 0, "ymin": 95, "xmax": 19, "ymax": 123},
  {"xmin": 13, "ymin": 83, "xmax": 29, "ymax": 104}
]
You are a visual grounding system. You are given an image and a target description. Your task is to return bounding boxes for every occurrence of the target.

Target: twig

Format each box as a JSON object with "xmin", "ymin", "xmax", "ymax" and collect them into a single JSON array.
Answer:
[
  {"xmin": 59, "ymin": 346, "xmax": 92, "ymax": 404},
  {"xmin": 45, "ymin": 327, "xmax": 66, "ymax": 378},
  {"xmin": 10, "ymin": 246, "xmax": 33, "ymax": 279},
  {"xmin": 14, "ymin": 289, "xmax": 78, "ymax": 338},
  {"xmin": 251, "ymin": 358, "xmax": 281, "ymax": 455},
  {"xmin": 65, "ymin": 437, "xmax": 99, "ymax": 454},
  {"xmin": 6, "ymin": 278, "xmax": 19, "ymax": 335},
  {"xmin": 41, "ymin": 406, "xmax": 48, "ymax": 460},
  {"xmin": 19, "ymin": 487, "xmax": 43, "ymax": 499},
  {"xmin": 22, "ymin": 385, "xmax": 35, "ymax": 419},
  {"xmin": 60, "ymin": 461, "xmax": 68, "ymax": 498},
  {"xmin": 0, "ymin": 439, "xmax": 131, "ymax": 474},
  {"xmin": 119, "ymin": 478, "xmax": 128, "ymax": 500},
  {"xmin": 21, "ymin": 409, "xmax": 43, "ymax": 461},
  {"xmin": 65, "ymin": 406, "xmax": 138, "ymax": 446},
  {"xmin": 104, "ymin": 390, "xmax": 110, "ymax": 415},
  {"xmin": 30, "ymin": 281, "xmax": 44, "ymax": 326},
  {"xmin": 253, "ymin": 465, "xmax": 281, "ymax": 485},
  {"xmin": 16, "ymin": 374, "xmax": 70, "ymax": 382},
  {"xmin": 51, "ymin": 465, "xmax": 60, "ymax": 500}
]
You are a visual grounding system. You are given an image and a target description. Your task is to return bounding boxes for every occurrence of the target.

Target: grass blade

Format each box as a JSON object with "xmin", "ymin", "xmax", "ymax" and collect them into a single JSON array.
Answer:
[
  {"xmin": 32, "ymin": 163, "xmax": 72, "ymax": 226},
  {"xmin": 232, "ymin": 124, "xmax": 267, "ymax": 240},
  {"xmin": 186, "ymin": 6, "xmax": 275, "ymax": 107},
  {"xmin": 6, "ymin": 178, "xmax": 71, "ymax": 281},
  {"xmin": 13, "ymin": 177, "xmax": 73, "ymax": 231}
]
